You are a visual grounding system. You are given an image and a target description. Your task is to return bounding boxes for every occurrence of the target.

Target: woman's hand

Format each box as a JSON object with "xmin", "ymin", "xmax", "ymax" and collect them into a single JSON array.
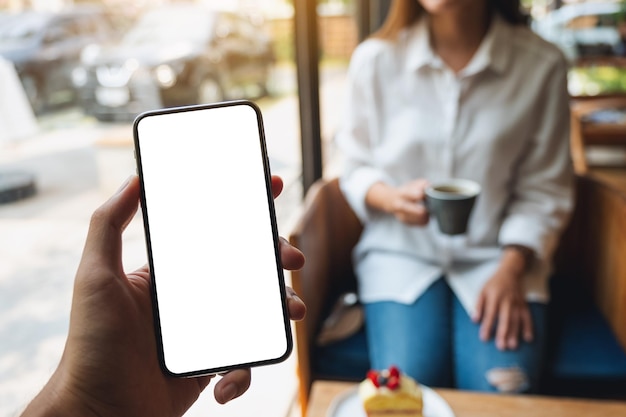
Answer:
[
  {"xmin": 366, "ymin": 180, "xmax": 430, "ymax": 226},
  {"xmin": 21, "ymin": 175, "xmax": 306, "ymax": 417},
  {"xmin": 473, "ymin": 248, "xmax": 533, "ymax": 351}
]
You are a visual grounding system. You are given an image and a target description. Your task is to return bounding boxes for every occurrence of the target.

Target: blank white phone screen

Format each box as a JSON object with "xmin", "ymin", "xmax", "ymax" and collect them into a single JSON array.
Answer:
[{"xmin": 134, "ymin": 103, "xmax": 289, "ymax": 376}]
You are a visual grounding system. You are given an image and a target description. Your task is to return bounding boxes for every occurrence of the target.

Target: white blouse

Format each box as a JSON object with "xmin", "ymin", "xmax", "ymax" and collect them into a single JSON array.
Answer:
[{"xmin": 336, "ymin": 15, "xmax": 575, "ymax": 316}]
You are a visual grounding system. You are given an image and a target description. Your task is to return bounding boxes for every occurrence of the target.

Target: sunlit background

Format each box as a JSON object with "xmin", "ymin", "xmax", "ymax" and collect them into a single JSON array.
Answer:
[
  {"xmin": 2, "ymin": 0, "xmax": 626, "ymax": 416},
  {"xmin": 0, "ymin": 1, "xmax": 351, "ymax": 416}
]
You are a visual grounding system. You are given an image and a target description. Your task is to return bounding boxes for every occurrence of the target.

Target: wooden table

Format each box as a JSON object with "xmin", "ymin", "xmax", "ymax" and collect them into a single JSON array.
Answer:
[{"xmin": 306, "ymin": 381, "xmax": 626, "ymax": 417}]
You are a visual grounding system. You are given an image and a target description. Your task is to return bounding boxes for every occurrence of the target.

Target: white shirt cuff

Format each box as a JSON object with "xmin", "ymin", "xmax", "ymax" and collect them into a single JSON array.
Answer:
[{"xmin": 340, "ymin": 168, "xmax": 392, "ymax": 223}]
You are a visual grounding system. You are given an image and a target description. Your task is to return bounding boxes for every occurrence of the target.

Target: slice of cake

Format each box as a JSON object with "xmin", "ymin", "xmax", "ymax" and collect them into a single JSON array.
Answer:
[{"xmin": 358, "ymin": 365, "xmax": 423, "ymax": 417}]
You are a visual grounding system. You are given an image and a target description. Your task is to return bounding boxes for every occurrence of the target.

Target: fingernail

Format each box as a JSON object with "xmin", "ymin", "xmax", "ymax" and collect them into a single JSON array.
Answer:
[
  {"xmin": 115, "ymin": 175, "xmax": 134, "ymax": 194},
  {"xmin": 220, "ymin": 383, "xmax": 237, "ymax": 403},
  {"xmin": 291, "ymin": 293, "xmax": 303, "ymax": 305}
]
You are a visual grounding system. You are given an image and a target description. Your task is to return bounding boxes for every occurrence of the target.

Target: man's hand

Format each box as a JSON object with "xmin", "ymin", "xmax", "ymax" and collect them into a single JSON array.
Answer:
[{"xmin": 21, "ymin": 175, "xmax": 306, "ymax": 417}]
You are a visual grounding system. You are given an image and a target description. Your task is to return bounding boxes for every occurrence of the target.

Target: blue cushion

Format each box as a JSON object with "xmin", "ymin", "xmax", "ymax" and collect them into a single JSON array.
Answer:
[
  {"xmin": 547, "ymin": 273, "xmax": 626, "ymax": 382},
  {"xmin": 549, "ymin": 305, "xmax": 626, "ymax": 379},
  {"xmin": 313, "ymin": 327, "xmax": 370, "ymax": 380}
]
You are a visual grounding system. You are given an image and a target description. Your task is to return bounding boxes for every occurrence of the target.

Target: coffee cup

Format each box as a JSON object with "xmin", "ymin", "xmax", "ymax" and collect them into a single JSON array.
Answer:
[{"xmin": 425, "ymin": 179, "xmax": 481, "ymax": 235}]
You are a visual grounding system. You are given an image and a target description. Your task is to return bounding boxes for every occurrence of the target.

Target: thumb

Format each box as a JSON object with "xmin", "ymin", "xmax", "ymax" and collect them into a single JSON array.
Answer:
[{"xmin": 79, "ymin": 176, "xmax": 141, "ymax": 276}]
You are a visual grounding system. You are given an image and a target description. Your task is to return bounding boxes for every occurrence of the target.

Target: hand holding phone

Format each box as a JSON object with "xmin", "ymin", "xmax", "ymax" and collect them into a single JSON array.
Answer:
[{"xmin": 133, "ymin": 101, "xmax": 292, "ymax": 377}]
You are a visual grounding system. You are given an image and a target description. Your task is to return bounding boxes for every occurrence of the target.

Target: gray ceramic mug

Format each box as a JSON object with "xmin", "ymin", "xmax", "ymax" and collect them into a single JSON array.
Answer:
[{"xmin": 425, "ymin": 179, "xmax": 481, "ymax": 235}]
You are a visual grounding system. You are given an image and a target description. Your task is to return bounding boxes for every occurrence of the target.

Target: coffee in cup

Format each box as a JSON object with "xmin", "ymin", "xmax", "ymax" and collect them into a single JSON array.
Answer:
[{"xmin": 425, "ymin": 179, "xmax": 481, "ymax": 235}]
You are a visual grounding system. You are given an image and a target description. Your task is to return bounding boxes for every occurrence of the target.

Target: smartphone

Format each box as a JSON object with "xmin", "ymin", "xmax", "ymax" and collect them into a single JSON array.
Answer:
[{"xmin": 133, "ymin": 101, "xmax": 292, "ymax": 377}]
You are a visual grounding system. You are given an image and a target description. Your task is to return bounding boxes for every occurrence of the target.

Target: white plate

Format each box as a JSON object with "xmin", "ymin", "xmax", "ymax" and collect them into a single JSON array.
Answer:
[{"xmin": 327, "ymin": 385, "xmax": 455, "ymax": 417}]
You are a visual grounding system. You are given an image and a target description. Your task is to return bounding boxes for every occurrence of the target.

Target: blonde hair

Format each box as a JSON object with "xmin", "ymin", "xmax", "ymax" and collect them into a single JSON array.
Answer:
[{"xmin": 372, "ymin": 0, "xmax": 527, "ymax": 40}]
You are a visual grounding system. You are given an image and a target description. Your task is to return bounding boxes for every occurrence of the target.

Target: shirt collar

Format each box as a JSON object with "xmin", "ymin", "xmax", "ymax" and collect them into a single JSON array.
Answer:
[
  {"xmin": 404, "ymin": 16, "xmax": 439, "ymax": 71},
  {"xmin": 404, "ymin": 14, "xmax": 513, "ymax": 76}
]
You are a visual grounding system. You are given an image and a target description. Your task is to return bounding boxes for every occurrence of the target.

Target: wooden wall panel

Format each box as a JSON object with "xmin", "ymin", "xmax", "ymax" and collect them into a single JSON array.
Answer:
[{"xmin": 569, "ymin": 172, "xmax": 626, "ymax": 350}]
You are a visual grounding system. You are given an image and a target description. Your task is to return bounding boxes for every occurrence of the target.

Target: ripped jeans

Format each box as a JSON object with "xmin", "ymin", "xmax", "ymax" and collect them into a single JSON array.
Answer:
[{"xmin": 363, "ymin": 278, "xmax": 547, "ymax": 393}]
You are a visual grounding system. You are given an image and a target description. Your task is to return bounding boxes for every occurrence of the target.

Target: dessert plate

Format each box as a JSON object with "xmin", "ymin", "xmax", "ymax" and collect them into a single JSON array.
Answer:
[{"xmin": 327, "ymin": 385, "xmax": 455, "ymax": 417}]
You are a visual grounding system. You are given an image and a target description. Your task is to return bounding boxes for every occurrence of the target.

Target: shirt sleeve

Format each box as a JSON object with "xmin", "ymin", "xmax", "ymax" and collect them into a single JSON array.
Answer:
[
  {"xmin": 498, "ymin": 53, "xmax": 575, "ymax": 260},
  {"xmin": 336, "ymin": 41, "xmax": 394, "ymax": 222}
]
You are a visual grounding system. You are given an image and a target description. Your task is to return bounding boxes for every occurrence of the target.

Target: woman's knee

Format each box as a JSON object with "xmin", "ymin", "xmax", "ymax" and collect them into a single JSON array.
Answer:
[
  {"xmin": 453, "ymin": 302, "xmax": 547, "ymax": 393},
  {"xmin": 364, "ymin": 293, "xmax": 454, "ymax": 387}
]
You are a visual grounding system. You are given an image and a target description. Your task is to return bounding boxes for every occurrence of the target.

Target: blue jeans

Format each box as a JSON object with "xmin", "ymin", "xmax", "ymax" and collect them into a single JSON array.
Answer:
[{"xmin": 363, "ymin": 278, "xmax": 547, "ymax": 393}]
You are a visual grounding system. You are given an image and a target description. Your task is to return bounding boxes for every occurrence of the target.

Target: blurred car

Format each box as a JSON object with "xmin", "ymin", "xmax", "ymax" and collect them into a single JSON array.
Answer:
[
  {"xmin": 532, "ymin": 2, "xmax": 624, "ymax": 61},
  {"xmin": 0, "ymin": 7, "xmax": 116, "ymax": 114},
  {"xmin": 73, "ymin": 4, "xmax": 275, "ymax": 122}
]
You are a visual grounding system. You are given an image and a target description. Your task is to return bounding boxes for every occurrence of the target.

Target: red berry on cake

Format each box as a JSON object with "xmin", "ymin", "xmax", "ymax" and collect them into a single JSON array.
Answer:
[
  {"xmin": 359, "ymin": 366, "xmax": 423, "ymax": 417},
  {"xmin": 367, "ymin": 370, "xmax": 381, "ymax": 388}
]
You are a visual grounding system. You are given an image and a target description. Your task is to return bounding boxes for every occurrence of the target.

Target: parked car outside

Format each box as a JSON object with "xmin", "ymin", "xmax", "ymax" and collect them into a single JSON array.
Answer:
[
  {"xmin": 532, "ymin": 1, "xmax": 625, "ymax": 61},
  {"xmin": 72, "ymin": 4, "xmax": 275, "ymax": 122},
  {"xmin": 0, "ymin": 7, "xmax": 117, "ymax": 114}
]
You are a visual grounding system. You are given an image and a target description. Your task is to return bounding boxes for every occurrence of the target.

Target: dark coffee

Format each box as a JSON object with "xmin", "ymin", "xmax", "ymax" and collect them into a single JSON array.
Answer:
[{"xmin": 433, "ymin": 185, "xmax": 469, "ymax": 195}]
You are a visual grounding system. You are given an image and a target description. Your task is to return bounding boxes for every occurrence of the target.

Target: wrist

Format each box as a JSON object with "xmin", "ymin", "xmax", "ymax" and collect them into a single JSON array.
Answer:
[
  {"xmin": 500, "ymin": 244, "xmax": 534, "ymax": 276},
  {"xmin": 366, "ymin": 182, "xmax": 396, "ymax": 214},
  {"xmin": 21, "ymin": 368, "xmax": 100, "ymax": 417}
]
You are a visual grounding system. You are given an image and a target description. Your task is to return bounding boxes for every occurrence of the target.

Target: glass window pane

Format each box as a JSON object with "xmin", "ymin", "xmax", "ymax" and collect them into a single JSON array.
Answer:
[{"xmin": 0, "ymin": 1, "xmax": 308, "ymax": 416}]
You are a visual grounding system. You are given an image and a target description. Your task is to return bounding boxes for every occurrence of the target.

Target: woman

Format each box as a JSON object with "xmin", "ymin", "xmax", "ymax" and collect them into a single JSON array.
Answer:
[{"xmin": 336, "ymin": 0, "xmax": 574, "ymax": 393}]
